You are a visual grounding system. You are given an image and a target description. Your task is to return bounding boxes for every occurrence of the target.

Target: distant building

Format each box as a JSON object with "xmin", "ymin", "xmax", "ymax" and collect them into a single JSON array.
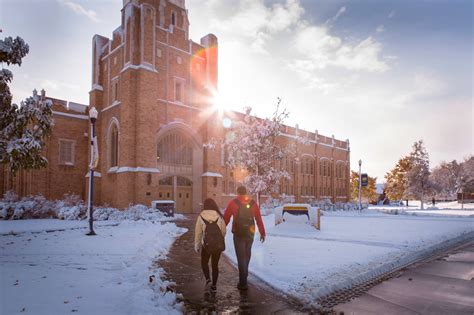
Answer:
[{"xmin": 1, "ymin": 0, "xmax": 350, "ymax": 212}]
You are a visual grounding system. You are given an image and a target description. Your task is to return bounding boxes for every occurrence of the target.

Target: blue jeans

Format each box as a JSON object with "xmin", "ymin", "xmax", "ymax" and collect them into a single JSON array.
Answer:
[{"xmin": 233, "ymin": 235, "xmax": 254, "ymax": 286}]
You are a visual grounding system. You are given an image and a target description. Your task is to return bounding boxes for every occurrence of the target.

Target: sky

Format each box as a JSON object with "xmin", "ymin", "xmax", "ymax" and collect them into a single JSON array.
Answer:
[{"xmin": 1, "ymin": 0, "xmax": 472, "ymax": 181}]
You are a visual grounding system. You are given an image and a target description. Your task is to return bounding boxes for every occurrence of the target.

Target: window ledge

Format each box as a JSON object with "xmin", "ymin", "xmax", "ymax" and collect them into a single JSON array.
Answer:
[{"xmin": 108, "ymin": 166, "xmax": 119, "ymax": 173}]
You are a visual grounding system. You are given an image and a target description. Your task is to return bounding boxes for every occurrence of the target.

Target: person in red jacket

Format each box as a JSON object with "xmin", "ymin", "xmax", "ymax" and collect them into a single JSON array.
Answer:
[{"xmin": 223, "ymin": 186, "xmax": 266, "ymax": 290}]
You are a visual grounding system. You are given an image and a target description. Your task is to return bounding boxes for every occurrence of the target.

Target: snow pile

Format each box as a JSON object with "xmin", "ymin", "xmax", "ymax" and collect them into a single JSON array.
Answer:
[
  {"xmin": 0, "ymin": 192, "xmax": 182, "ymax": 221},
  {"xmin": 371, "ymin": 200, "xmax": 474, "ymax": 217},
  {"xmin": 0, "ymin": 219, "xmax": 185, "ymax": 314}
]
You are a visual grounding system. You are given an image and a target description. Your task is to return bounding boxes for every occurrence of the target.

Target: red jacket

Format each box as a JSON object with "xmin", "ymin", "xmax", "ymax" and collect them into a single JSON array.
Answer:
[{"xmin": 223, "ymin": 195, "xmax": 266, "ymax": 237}]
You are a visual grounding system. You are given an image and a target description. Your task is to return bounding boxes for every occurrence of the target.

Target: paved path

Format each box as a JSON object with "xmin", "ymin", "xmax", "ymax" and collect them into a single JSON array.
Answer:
[
  {"xmin": 333, "ymin": 241, "xmax": 474, "ymax": 315},
  {"xmin": 160, "ymin": 215, "xmax": 311, "ymax": 314}
]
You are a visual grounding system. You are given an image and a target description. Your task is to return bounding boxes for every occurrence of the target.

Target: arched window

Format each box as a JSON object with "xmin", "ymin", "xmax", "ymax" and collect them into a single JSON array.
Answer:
[
  {"xmin": 157, "ymin": 133, "xmax": 193, "ymax": 165},
  {"xmin": 109, "ymin": 122, "xmax": 119, "ymax": 167}
]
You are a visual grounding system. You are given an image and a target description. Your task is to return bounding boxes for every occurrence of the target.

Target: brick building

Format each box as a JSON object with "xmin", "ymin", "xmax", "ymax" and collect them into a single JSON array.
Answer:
[{"xmin": 1, "ymin": 0, "xmax": 351, "ymax": 213}]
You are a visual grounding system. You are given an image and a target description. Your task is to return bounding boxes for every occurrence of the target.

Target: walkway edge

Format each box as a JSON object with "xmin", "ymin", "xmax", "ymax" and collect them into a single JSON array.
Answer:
[{"xmin": 317, "ymin": 231, "xmax": 474, "ymax": 310}]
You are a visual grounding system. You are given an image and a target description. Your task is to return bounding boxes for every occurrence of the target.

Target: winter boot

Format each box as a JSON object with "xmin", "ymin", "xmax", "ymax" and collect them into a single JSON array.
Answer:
[{"xmin": 237, "ymin": 283, "xmax": 248, "ymax": 291}]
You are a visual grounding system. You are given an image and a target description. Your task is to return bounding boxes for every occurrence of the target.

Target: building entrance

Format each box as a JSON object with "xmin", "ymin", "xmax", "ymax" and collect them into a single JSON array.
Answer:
[{"xmin": 158, "ymin": 176, "xmax": 193, "ymax": 213}]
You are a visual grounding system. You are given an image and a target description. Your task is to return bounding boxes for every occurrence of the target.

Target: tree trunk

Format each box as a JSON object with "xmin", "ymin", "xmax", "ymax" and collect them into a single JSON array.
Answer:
[{"xmin": 420, "ymin": 192, "xmax": 424, "ymax": 210}]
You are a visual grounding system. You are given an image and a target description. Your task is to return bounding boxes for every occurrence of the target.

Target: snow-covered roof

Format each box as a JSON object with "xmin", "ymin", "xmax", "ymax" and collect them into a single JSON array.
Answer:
[
  {"xmin": 68, "ymin": 102, "xmax": 87, "ymax": 114},
  {"xmin": 169, "ymin": 0, "xmax": 185, "ymax": 8}
]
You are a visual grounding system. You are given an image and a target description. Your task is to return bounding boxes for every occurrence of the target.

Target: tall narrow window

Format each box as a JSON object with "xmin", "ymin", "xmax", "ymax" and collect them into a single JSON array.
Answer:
[
  {"xmin": 59, "ymin": 140, "xmax": 75, "ymax": 165},
  {"xmin": 175, "ymin": 80, "xmax": 183, "ymax": 102},
  {"xmin": 110, "ymin": 123, "xmax": 119, "ymax": 167},
  {"xmin": 113, "ymin": 81, "xmax": 119, "ymax": 101},
  {"xmin": 171, "ymin": 12, "xmax": 176, "ymax": 26}
]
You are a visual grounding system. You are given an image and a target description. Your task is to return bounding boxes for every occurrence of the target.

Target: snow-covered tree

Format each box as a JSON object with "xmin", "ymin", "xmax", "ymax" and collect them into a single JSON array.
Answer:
[
  {"xmin": 223, "ymin": 100, "xmax": 297, "ymax": 205},
  {"xmin": 430, "ymin": 160, "xmax": 461, "ymax": 199},
  {"xmin": 406, "ymin": 140, "xmax": 431, "ymax": 209},
  {"xmin": 0, "ymin": 36, "xmax": 53, "ymax": 182},
  {"xmin": 457, "ymin": 156, "xmax": 474, "ymax": 208},
  {"xmin": 384, "ymin": 155, "xmax": 411, "ymax": 202}
]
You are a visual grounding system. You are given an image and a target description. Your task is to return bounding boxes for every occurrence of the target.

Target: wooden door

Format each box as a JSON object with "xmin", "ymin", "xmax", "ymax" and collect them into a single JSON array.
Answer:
[{"xmin": 177, "ymin": 187, "xmax": 192, "ymax": 213}]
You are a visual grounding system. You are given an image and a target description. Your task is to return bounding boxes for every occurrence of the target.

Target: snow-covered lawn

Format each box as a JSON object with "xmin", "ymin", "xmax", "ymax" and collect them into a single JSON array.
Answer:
[
  {"xmin": 371, "ymin": 200, "xmax": 474, "ymax": 217},
  {"xmin": 224, "ymin": 211, "xmax": 474, "ymax": 307},
  {"xmin": 0, "ymin": 219, "xmax": 185, "ymax": 315}
]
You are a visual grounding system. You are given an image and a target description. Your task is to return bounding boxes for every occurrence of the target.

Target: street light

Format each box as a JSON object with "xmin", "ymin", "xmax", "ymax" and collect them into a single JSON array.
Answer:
[
  {"xmin": 86, "ymin": 106, "xmax": 98, "ymax": 236},
  {"xmin": 358, "ymin": 159, "xmax": 362, "ymax": 211}
]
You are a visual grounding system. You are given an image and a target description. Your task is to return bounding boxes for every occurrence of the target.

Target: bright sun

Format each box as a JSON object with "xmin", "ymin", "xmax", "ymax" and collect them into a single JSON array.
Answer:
[{"xmin": 211, "ymin": 91, "xmax": 226, "ymax": 113}]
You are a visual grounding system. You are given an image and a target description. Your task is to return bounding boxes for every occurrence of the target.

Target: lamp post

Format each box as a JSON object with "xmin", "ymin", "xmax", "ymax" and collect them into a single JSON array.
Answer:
[
  {"xmin": 358, "ymin": 159, "xmax": 362, "ymax": 211},
  {"xmin": 86, "ymin": 107, "xmax": 98, "ymax": 236}
]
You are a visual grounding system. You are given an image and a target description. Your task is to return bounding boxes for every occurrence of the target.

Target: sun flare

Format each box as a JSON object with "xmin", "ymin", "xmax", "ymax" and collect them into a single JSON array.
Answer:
[{"xmin": 211, "ymin": 91, "xmax": 226, "ymax": 113}]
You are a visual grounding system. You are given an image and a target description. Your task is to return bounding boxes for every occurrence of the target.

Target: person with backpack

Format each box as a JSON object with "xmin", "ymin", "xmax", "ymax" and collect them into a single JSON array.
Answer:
[
  {"xmin": 194, "ymin": 198, "xmax": 226, "ymax": 291},
  {"xmin": 223, "ymin": 186, "xmax": 266, "ymax": 291}
]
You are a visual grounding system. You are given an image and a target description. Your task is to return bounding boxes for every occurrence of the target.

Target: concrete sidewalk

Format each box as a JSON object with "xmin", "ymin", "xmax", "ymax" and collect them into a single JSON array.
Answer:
[
  {"xmin": 160, "ymin": 215, "xmax": 310, "ymax": 314},
  {"xmin": 334, "ymin": 241, "xmax": 474, "ymax": 315}
]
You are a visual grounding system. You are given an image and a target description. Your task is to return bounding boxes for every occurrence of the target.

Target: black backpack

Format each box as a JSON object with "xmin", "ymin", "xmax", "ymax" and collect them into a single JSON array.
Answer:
[
  {"xmin": 234, "ymin": 199, "xmax": 255, "ymax": 239},
  {"xmin": 201, "ymin": 216, "xmax": 225, "ymax": 254}
]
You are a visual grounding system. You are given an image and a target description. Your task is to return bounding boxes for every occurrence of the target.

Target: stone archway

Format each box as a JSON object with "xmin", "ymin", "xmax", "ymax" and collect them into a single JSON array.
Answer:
[{"xmin": 156, "ymin": 122, "xmax": 203, "ymax": 213}]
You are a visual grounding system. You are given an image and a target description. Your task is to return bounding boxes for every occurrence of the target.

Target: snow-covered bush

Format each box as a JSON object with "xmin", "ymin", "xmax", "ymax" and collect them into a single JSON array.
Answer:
[
  {"xmin": 311, "ymin": 199, "xmax": 334, "ymax": 211},
  {"xmin": 0, "ymin": 194, "xmax": 57, "ymax": 219},
  {"xmin": 310, "ymin": 199, "xmax": 362, "ymax": 211},
  {"xmin": 0, "ymin": 193, "xmax": 85, "ymax": 220},
  {"xmin": 0, "ymin": 203, "xmax": 7, "ymax": 219},
  {"xmin": 95, "ymin": 204, "xmax": 179, "ymax": 222},
  {"xmin": 56, "ymin": 205, "xmax": 85, "ymax": 220},
  {"xmin": 0, "ymin": 191, "xmax": 18, "ymax": 219},
  {"xmin": 54, "ymin": 193, "xmax": 86, "ymax": 220},
  {"xmin": 3, "ymin": 190, "xmax": 18, "ymax": 202},
  {"xmin": 93, "ymin": 207, "xmax": 118, "ymax": 221},
  {"xmin": 0, "ymin": 193, "xmax": 182, "ymax": 221}
]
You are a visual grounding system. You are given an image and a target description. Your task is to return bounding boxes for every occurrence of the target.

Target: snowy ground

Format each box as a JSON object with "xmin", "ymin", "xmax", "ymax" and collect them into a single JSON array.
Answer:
[
  {"xmin": 371, "ymin": 200, "xmax": 474, "ymax": 217},
  {"xmin": 0, "ymin": 219, "xmax": 185, "ymax": 315},
  {"xmin": 224, "ymin": 210, "xmax": 474, "ymax": 307}
]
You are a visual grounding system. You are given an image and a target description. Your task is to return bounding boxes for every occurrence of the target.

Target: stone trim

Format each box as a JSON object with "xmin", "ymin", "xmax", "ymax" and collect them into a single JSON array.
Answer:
[
  {"xmin": 201, "ymin": 172, "xmax": 223, "ymax": 178},
  {"xmin": 91, "ymin": 84, "xmax": 103, "ymax": 91},
  {"xmin": 85, "ymin": 172, "xmax": 102, "ymax": 178},
  {"xmin": 121, "ymin": 63, "xmax": 158, "ymax": 73},
  {"xmin": 102, "ymin": 101, "xmax": 121, "ymax": 112},
  {"xmin": 108, "ymin": 166, "xmax": 160, "ymax": 174}
]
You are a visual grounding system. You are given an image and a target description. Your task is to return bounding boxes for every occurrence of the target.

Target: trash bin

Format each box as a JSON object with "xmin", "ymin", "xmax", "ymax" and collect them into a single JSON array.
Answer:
[{"xmin": 151, "ymin": 200, "xmax": 175, "ymax": 217}]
